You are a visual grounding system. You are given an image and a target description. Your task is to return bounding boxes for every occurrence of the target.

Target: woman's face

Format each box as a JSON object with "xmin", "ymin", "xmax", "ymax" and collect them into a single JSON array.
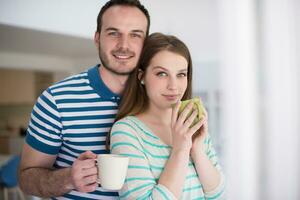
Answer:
[{"xmin": 143, "ymin": 50, "xmax": 188, "ymax": 110}]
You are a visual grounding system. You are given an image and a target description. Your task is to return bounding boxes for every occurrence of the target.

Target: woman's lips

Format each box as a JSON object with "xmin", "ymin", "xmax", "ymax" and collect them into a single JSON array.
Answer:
[{"xmin": 162, "ymin": 94, "xmax": 179, "ymax": 101}]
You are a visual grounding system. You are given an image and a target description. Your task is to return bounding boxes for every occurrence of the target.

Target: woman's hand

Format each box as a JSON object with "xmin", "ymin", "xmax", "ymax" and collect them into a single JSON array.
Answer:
[
  {"xmin": 191, "ymin": 110, "xmax": 208, "ymax": 156},
  {"xmin": 171, "ymin": 101, "xmax": 203, "ymax": 154}
]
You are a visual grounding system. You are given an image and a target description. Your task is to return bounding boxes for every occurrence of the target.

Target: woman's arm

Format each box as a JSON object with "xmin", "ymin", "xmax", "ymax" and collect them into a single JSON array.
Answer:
[
  {"xmin": 110, "ymin": 120, "xmax": 178, "ymax": 199},
  {"xmin": 191, "ymin": 115, "xmax": 225, "ymax": 199},
  {"xmin": 191, "ymin": 146, "xmax": 222, "ymax": 192},
  {"xmin": 158, "ymin": 102, "xmax": 203, "ymax": 198},
  {"xmin": 157, "ymin": 148, "xmax": 190, "ymax": 198},
  {"xmin": 110, "ymin": 103, "xmax": 203, "ymax": 199}
]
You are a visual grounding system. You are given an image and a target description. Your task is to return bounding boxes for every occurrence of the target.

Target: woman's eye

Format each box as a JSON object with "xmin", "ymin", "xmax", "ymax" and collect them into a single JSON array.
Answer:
[
  {"xmin": 156, "ymin": 72, "xmax": 167, "ymax": 77},
  {"xmin": 177, "ymin": 73, "xmax": 187, "ymax": 77}
]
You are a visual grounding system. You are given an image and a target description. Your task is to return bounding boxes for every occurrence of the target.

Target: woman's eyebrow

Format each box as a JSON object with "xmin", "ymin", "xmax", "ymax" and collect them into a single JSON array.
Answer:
[{"xmin": 152, "ymin": 66, "xmax": 188, "ymax": 72}]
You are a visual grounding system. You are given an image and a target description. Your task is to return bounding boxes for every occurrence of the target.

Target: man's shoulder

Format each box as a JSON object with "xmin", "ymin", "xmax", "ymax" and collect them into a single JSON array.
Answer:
[
  {"xmin": 34, "ymin": 66, "xmax": 96, "ymax": 103},
  {"xmin": 50, "ymin": 71, "xmax": 89, "ymax": 89},
  {"xmin": 46, "ymin": 65, "xmax": 98, "ymax": 94}
]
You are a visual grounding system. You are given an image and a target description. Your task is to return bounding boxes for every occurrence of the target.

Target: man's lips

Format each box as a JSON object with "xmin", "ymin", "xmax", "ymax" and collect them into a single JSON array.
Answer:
[
  {"xmin": 113, "ymin": 54, "xmax": 133, "ymax": 59},
  {"xmin": 112, "ymin": 50, "xmax": 134, "ymax": 60}
]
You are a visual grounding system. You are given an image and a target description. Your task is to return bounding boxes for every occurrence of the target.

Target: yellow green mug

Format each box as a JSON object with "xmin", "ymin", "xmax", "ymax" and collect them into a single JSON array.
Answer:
[{"xmin": 176, "ymin": 97, "xmax": 205, "ymax": 126}]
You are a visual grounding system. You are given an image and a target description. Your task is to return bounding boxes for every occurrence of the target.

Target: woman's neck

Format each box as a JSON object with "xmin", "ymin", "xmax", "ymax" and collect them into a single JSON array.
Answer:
[
  {"xmin": 138, "ymin": 104, "xmax": 172, "ymax": 126},
  {"xmin": 137, "ymin": 104, "xmax": 174, "ymax": 146}
]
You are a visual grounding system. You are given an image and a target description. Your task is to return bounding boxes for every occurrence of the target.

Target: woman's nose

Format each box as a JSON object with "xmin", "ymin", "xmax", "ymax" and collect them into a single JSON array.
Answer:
[{"xmin": 167, "ymin": 77, "xmax": 177, "ymax": 90}]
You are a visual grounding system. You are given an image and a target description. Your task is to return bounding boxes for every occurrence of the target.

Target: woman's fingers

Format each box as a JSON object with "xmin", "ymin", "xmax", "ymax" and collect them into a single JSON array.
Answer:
[
  {"xmin": 171, "ymin": 101, "xmax": 181, "ymax": 126},
  {"xmin": 203, "ymin": 108, "xmax": 208, "ymax": 118},
  {"xmin": 177, "ymin": 102, "xmax": 194, "ymax": 125},
  {"xmin": 187, "ymin": 117, "xmax": 206, "ymax": 137},
  {"xmin": 182, "ymin": 109, "xmax": 198, "ymax": 130}
]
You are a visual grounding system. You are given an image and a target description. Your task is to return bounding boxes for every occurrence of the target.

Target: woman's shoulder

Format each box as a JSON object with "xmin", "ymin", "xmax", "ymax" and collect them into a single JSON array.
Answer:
[
  {"xmin": 110, "ymin": 116, "xmax": 143, "ymax": 144},
  {"xmin": 114, "ymin": 116, "xmax": 136, "ymax": 125},
  {"xmin": 112, "ymin": 116, "xmax": 140, "ymax": 131}
]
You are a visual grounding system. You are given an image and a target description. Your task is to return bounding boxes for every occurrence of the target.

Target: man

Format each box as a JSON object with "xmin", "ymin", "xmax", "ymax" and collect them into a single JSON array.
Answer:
[{"xmin": 18, "ymin": 0, "xmax": 150, "ymax": 199}]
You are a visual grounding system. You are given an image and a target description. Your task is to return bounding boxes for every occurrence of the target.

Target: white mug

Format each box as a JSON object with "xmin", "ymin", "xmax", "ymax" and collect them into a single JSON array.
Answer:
[{"xmin": 96, "ymin": 154, "xmax": 129, "ymax": 190}]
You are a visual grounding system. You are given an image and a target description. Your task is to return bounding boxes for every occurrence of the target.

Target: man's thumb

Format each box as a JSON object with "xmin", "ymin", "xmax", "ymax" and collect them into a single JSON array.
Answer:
[{"xmin": 78, "ymin": 151, "xmax": 97, "ymax": 160}]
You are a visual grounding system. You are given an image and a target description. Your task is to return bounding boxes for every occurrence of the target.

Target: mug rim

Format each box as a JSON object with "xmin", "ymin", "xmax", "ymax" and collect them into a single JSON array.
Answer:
[{"xmin": 97, "ymin": 154, "xmax": 129, "ymax": 159}]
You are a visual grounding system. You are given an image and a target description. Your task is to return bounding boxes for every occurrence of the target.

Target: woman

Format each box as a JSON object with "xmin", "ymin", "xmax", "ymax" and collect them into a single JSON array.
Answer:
[{"xmin": 109, "ymin": 33, "xmax": 225, "ymax": 199}]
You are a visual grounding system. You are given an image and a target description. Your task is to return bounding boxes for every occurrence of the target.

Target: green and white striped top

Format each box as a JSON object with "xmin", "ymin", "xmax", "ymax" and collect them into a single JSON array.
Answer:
[{"xmin": 110, "ymin": 116, "xmax": 225, "ymax": 199}]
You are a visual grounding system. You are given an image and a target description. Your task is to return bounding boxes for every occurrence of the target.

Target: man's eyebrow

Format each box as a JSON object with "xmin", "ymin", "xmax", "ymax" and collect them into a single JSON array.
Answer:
[
  {"xmin": 104, "ymin": 27, "xmax": 145, "ymax": 35},
  {"xmin": 105, "ymin": 27, "xmax": 119, "ymax": 32},
  {"xmin": 131, "ymin": 30, "xmax": 145, "ymax": 34}
]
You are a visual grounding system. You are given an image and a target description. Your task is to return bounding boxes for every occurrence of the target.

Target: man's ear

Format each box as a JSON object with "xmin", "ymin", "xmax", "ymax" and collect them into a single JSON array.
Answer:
[{"xmin": 94, "ymin": 32, "xmax": 100, "ymax": 48}]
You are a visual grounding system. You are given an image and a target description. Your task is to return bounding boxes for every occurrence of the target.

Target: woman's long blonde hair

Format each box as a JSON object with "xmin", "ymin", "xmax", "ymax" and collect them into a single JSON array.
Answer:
[{"xmin": 106, "ymin": 32, "xmax": 193, "ymax": 148}]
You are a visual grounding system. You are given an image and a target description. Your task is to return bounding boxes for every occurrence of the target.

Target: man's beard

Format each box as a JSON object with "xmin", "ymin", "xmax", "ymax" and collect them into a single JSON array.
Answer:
[{"xmin": 98, "ymin": 47, "xmax": 136, "ymax": 76}]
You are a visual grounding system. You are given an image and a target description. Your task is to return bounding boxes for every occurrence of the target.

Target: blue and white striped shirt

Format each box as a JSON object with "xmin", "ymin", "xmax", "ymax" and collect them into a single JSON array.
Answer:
[{"xmin": 26, "ymin": 65, "xmax": 120, "ymax": 199}]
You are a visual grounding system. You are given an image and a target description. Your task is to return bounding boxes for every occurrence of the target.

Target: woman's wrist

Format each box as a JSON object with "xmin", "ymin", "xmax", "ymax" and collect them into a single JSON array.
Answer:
[
  {"xmin": 190, "ymin": 146, "xmax": 206, "ymax": 160},
  {"xmin": 171, "ymin": 148, "xmax": 190, "ymax": 160}
]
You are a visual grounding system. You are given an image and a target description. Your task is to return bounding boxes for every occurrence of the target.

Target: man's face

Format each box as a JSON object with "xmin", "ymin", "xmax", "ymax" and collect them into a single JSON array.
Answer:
[{"xmin": 95, "ymin": 5, "xmax": 148, "ymax": 76}]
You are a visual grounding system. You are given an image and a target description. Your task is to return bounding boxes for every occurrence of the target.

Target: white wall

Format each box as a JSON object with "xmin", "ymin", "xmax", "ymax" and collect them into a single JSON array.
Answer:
[
  {"xmin": 0, "ymin": 0, "xmax": 101, "ymax": 38},
  {"xmin": 260, "ymin": 0, "xmax": 300, "ymax": 199},
  {"xmin": 143, "ymin": 0, "xmax": 220, "ymax": 63},
  {"xmin": 0, "ymin": 0, "xmax": 220, "ymax": 91},
  {"xmin": 0, "ymin": 52, "xmax": 73, "ymax": 72},
  {"xmin": 297, "ymin": 0, "xmax": 300, "ymax": 86},
  {"xmin": 219, "ymin": 0, "xmax": 300, "ymax": 199},
  {"xmin": 0, "ymin": 0, "xmax": 220, "ymax": 63}
]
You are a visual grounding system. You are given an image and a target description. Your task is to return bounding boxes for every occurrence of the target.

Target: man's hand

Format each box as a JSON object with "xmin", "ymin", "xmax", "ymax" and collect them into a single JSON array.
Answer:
[
  {"xmin": 70, "ymin": 151, "xmax": 98, "ymax": 193},
  {"xmin": 19, "ymin": 144, "xmax": 99, "ymax": 197}
]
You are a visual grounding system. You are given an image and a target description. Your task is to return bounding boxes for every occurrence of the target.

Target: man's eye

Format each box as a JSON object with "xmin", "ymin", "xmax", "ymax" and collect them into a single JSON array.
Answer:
[
  {"xmin": 108, "ymin": 32, "xmax": 119, "ymax": 37},
  {"xmin": 131, "ymin": 33, "xmax": 142, "ymax": 38}
]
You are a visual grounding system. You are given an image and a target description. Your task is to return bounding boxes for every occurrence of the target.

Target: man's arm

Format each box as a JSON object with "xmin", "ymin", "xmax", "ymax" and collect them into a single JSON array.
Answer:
[{"xmin": 18, "ymin": 143, "xmax": 98, "ymax": 198}]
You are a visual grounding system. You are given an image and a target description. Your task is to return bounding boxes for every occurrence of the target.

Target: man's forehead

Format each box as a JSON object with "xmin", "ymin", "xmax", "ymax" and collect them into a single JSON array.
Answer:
[{"xmin": 101, "ymin": 5, "xmax": 147, "ymax": 32}]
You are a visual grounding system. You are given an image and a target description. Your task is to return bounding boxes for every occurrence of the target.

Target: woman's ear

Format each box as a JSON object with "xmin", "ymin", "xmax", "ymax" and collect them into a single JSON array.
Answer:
[
  {"xmin": 138, "ymin": 69, "xmax": 144, "ymax": 81},
  {"xmin": 138, "ymin": 69, "xmax": 145, "ymax": 85}
]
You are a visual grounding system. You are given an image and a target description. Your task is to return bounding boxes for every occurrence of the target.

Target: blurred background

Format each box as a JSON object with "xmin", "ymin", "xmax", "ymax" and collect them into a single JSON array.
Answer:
[{"xmin": 0, "ymin": 0, "xmax": 299, "ymax": 199}]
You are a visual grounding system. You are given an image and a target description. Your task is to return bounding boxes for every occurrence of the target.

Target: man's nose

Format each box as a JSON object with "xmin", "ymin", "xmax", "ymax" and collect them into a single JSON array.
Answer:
[{"xmin": 117, "ymin": 35, "xmax": 129, "ymax": 49}]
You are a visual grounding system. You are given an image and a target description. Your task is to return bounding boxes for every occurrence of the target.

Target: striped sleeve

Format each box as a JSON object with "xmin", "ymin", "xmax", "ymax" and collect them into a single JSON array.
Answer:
[
  {"xmin": 110, "ymin": 119, "xmax": 176, "ymax": 200},
  {"xmin": 26, "ymin": 88, "xmax": 63, "ymax": 155},
  {"xmin": 203, "ymin": 134, "xmax": 226, "ymax": 199}
]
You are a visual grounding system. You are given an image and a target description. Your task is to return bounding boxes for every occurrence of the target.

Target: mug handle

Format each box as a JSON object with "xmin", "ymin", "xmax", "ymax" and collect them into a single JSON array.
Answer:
[{"xmin": 94, "ymin": 159, "xmax": 101, "ymax": 185}]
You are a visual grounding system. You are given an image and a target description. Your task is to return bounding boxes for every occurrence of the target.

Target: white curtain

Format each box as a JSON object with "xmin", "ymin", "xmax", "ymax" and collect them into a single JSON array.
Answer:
[
  {"xmin": 218, "ymin": 0, "xmax": 300, "ymax": 199},
  {"xmin": 260, "ymin": 0, "xmax": 300, "ymax": 199}
]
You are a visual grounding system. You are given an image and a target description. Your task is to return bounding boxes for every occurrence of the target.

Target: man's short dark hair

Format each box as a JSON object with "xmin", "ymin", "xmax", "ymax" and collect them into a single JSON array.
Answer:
[{"xmin": 97, "ymin": 0, "xmax": 150, "ymax": 36}]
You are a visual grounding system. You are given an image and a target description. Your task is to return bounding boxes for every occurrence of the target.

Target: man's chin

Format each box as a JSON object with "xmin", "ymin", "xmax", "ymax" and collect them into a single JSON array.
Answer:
[{"xmin": 102, "ymin": 65, "xmax": 134, "ymax": 76}]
